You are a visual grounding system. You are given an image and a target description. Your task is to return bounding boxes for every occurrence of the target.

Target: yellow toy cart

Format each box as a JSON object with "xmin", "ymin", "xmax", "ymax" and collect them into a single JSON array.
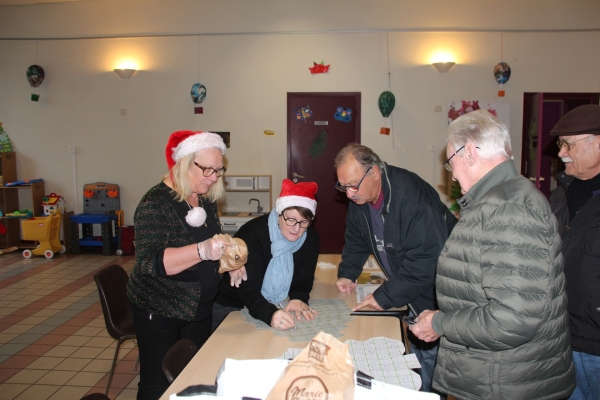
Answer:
[{"xmin": 21, "ymin": 211, "xmax": 66, "ymax": 259}]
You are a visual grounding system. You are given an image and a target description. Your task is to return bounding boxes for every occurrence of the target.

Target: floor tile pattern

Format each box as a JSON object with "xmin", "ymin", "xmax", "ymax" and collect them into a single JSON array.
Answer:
[{"xmin": 0, "ymin": 252, "xmax": 139, "ymax": 400}]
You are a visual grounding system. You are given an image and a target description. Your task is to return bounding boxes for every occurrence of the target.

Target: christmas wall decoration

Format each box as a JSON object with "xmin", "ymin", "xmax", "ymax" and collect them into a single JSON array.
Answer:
[
  {"xmin": 0, "ymin": 122, "xmax": 13, "ymax": 152},
  {"xmin": 309, "ymin": 130, "xmax": 328, "ymax": 159}
]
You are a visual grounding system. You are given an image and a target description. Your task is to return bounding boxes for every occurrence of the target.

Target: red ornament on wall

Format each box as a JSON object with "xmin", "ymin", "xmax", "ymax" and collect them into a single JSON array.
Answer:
[{"xmin": 309, "ymin": 61, "xmax": 330, "ymax": 74}]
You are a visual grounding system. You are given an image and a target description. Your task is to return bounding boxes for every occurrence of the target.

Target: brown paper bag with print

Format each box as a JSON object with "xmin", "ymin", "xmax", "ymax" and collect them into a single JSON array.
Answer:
[
  {"xmin": 266, "ymin": 331, "xmax": 355, "ymax": 400},
  {"xmin": 213, "ymin": 233, "xmax": 248, "ymax": 273}
]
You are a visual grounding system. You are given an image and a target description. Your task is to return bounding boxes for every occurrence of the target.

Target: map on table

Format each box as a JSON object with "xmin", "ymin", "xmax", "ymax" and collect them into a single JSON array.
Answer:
[
  {"xmin": 280, "ymin": 337, "xmax": 422, "ymax": 391},
  {"xmin": 240, "ymin": 298, "xmax": 354, "ymax": 342}
]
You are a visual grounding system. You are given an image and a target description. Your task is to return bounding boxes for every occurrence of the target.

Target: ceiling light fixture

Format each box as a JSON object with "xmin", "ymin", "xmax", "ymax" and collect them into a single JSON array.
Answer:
[
  {"xmin": 432, "ymin": 62, "xmax": 456, "ymax": 73},
  {"xmin": 113, "ymin": 69, "xmax": 136, "ymax": 79}
]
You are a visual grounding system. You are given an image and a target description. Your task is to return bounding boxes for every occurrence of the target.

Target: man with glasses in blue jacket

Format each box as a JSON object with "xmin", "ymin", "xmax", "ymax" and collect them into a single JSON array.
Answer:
[{"xmin": 334, "ymin": 143, "xmax": 456, "ymax": 394}]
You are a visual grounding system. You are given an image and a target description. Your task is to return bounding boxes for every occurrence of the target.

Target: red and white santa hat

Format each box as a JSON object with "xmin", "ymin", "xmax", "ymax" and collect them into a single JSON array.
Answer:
[
  {"xmin": 165, "ymin": 130, "xmax": 226, "ymax": 170},
  {"xmin": 275, "ymin": 179, "xmax": 318, "ymax": 215}
]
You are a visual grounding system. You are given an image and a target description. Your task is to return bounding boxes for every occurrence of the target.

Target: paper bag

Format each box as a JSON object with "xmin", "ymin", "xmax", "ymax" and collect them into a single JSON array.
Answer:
[
  {"xmin": 214, "ymin": 233, "xmax": 248, "ymax": 273},
  {"xmin": 266, "ymin": 331, "xmax": 355, "ymax": 400}
]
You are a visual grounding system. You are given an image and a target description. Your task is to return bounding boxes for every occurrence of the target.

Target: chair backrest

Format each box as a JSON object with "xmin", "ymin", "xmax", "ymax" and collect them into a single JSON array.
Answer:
[
  {"xmin": 162, "ymin": 338, "xmax": 199, "ymax": 384},
  {"xmin": 93, "ymin": 264, "xmax": 134, "ymax": 340},
  {"xmin": 80, "ymin": 393, "xmax": 111, "ymax": 400}
]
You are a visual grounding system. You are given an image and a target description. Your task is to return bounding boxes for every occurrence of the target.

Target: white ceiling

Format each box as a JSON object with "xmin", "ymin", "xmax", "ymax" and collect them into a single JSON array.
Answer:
[{"xmin": 0, "ymin": 0, "xmax": 89, "ymax": 5}]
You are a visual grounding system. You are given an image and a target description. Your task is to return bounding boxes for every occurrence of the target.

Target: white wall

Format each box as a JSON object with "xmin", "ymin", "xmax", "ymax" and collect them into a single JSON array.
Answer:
[{"xmin": 1, "ymin": 0, "xmax": 599, "ymax": 223}]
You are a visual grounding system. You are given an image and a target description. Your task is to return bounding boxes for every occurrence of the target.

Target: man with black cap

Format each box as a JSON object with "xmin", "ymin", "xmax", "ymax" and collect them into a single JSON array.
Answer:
[{"xmin": 550, "ymin": 104, "xmax": 600, "ymax": 400}]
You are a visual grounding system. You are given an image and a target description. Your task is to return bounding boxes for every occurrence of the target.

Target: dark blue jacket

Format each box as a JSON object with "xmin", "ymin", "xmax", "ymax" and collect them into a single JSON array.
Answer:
[
  {"xmin": 337, "ymin": 163, "xmax": 456, "ymax": 313},
  {"xmin": 551, "ymin": 171, "xmax": 600, "ymax": 357}
]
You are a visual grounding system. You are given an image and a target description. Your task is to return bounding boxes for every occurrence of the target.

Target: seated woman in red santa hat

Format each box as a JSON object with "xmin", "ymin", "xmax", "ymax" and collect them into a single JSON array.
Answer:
[
  {"xmin": 127, "ymin": 130, "xmax": 244, "ymax": 400},
  {"xmin": 212, "ymin": 178, "xmax": 320, "ymax": 331}
]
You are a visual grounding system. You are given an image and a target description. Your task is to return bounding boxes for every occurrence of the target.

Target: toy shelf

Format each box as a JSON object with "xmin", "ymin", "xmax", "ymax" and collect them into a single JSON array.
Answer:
[{"xmin": 0, "ymin": 152, "xmax": 47, "ymax": 249}]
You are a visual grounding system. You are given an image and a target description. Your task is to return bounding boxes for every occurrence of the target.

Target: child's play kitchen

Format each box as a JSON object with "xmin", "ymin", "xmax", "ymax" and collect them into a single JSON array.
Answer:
[{"xmin": 219, "ymin": 175, "xmax": 271, "ymax": 234}]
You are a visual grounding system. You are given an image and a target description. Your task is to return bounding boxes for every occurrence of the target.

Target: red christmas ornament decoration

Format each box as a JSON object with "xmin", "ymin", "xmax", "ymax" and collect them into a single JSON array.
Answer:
[{"xmin": 309, "ymin": 61, "xmax": 330, "ymax": 74}]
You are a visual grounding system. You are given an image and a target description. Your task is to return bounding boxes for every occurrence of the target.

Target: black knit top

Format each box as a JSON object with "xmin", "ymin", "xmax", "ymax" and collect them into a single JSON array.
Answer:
[{"xmin": 127, "ymin": 182, "xmax": 222, "ymax": 321}]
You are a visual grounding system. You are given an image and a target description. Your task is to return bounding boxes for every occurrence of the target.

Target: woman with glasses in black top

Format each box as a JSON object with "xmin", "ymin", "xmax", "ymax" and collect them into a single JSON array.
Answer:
[{"xmin": 212, "ymin": 178, "xmax": 320, "ymax": 331}]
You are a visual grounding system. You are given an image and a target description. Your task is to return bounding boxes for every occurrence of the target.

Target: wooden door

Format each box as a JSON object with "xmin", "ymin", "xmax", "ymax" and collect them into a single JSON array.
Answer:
[
  {"xmin": 287, "ymin": 92, "xmax": 361, "ymax": 254},
  {"xmin": 521, "ymin": 92, "xmax": 599, "ymax": 198}
]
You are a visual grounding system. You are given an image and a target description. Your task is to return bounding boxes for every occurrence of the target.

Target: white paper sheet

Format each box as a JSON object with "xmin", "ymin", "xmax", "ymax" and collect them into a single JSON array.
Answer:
[{"xmin": 355, "ymin": 283, "xmax": 380, "ymax": 302}]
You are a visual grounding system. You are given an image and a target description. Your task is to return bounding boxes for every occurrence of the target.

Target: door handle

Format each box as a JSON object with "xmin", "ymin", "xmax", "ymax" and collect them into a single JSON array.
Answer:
[{"xmin": 292, "ymin": 172, "xmax": 305, "ymax": 183}]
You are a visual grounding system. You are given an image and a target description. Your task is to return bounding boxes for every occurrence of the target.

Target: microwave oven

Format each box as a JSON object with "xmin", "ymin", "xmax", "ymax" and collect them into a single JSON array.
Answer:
[{"xmin": 224, "ymin": 176, "xmax": 270, "ymax": 190}]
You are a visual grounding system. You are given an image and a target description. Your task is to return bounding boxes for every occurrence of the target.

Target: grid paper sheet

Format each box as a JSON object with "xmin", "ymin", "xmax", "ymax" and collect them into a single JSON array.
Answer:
[
  {"xmin": 281, "ymin": 337, "xmax": 422, "ymax": 391},
  {"xmin": 240, "ymin": 298, "xmax": 354, "ymax": 342}
]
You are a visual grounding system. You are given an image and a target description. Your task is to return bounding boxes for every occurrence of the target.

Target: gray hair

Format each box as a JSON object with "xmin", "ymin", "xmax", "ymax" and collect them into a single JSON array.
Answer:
[
  {"xmin": 334, "ymin": 143, "xmax": 385, "ymax": 172},
  {"xmin": 447, "ymin": 109, "xmax": 512, "ymax": 160}
]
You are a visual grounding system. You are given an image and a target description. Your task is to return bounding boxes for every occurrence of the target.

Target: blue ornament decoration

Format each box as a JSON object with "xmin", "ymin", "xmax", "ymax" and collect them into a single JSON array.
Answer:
[
  {"xmin": 191, "ymin": 83, "xmax": 207, "ymax": 104},
  {"xmin": 334, "ymin": 106, "xmax": 352, "ymax": 122},
  {"xmin": 494, "ymin": 62, "xmax": 511, "ymax": 84}
]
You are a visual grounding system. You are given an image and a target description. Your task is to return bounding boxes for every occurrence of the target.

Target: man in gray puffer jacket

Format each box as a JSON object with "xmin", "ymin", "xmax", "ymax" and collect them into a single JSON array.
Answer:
[{"xmin": 410, "ymin": 109, "xmax": 575, "ymax": 400}]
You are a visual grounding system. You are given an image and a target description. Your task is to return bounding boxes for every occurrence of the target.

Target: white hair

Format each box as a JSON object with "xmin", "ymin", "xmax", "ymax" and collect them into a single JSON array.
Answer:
[{"xmin": 447, "ymin": 109, "xmax": 512, "ymax": 160}]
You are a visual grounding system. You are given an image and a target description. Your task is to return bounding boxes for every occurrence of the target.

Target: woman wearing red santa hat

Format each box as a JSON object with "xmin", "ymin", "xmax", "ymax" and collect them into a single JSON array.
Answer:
[
  {"xmin": 212, "ymin": 178, "xmax": 320, "ymax": 332},
  {"xmin": 127, "ymin": 130, "xmax": 245, "ymax": 400}
]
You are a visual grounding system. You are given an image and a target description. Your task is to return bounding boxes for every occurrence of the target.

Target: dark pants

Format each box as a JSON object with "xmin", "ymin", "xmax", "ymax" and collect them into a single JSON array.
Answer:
[
  {"xmin": 130, "ymin": 301, "xmax": 212, "ymax": 400},
  {"xmin": 211, "ymin": 302, "xmax": 242, "ymax": 332},
  {"xmin": 407, "ymin": 311, "xmax": 446, "ymax": 399}
]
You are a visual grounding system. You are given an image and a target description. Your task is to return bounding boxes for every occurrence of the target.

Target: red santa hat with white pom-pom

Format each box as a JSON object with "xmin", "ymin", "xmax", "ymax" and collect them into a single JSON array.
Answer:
[
  {"xmin": 165, "ymin": 130, "xmax": 226, "ymax": 227},
  {"xmin": 276, "ymin": 179, "xmax": 318, "ymax": 215},
  {"xmin": 165, "ymin": 130, "xmax": 226, "ymax": 170}
]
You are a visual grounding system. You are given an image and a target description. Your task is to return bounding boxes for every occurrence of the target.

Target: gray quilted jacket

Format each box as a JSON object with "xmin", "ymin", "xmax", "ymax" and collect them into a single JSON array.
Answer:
[{"xmin": 431, "ymin": 160, "xmax": 575, "ymax": 400}]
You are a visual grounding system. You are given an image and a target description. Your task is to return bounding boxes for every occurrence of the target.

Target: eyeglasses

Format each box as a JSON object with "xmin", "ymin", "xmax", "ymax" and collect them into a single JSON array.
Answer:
[
  {"xmin": 282, "ymin": 214, "xmax": 311, "ymax": 228},
  {"xmin": 443, "ymin": 145, "xmax": 481, "ymax": 172},
  {"xmin": 194, "ymin": 162, "xmax": 227, "ymax": 177},
  {"xmin": 402, "ymin": 315, "xmax": 418, "ymax": 325},
  {"xmin": 443, "ymin": 146, "xmax": 465, "ymax": 172},
  {"xmin": 556, "ymin": 135, "xmax": 593, "ymax": 151},
  {"xmin": 335, "ymin": 166, "xmax": 373, "ymax": 193}
]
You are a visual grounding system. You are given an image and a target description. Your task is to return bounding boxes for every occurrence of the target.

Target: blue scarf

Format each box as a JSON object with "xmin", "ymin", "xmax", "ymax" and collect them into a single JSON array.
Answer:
[{"xmin": 261, "ymin": 208, "xmax": 307, "ymax": 303}]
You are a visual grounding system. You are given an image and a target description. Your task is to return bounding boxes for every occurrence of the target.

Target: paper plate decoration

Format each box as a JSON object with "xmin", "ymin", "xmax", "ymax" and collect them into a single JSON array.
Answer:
[
  {"xmin": 27, "ymin": 65, "xmax": 45, "ymax": 88},
  {"xmin": 494, "ymin": 62, "xmax": 511, "ymax": 97},
  {"xmin": 334, "ymin": 107, "xmax": 352, "ymax": 123},
  {"xmin": 378, "ymin": 91, "xmax": 396, "ymax": 135},
  {"xmin": 309, "ymin": 61, "xmax": 330, "ymax": 74},
  {"xmin": 296, "ymin": 106, "xmax": 313, "ymax": 123}
]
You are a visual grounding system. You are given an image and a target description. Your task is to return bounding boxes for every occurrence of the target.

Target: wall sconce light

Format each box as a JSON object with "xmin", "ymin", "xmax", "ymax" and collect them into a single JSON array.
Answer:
[
  {"xmin": 113, "ymin": 69, "xmax": 137, "ymax": 79},
  {"xmin": 432, "ymin": 62, "xmax": 455, "ymax": 73}
]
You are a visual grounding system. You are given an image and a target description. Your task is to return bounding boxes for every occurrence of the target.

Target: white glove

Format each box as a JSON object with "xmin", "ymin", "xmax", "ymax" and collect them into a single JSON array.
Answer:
[
  {"xmin": 198, "ymin": 238, "xmax": 228, "ymax": 261},
  {"xmin": 229, "ymin": 266, "xmax": 248, "ymax": 287}
]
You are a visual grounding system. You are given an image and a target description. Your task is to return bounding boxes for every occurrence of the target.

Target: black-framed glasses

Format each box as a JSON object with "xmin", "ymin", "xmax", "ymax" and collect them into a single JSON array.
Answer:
[
  {"xmin": 556, "ymin": 135, "xmax": 593, "ymax": 151},
  {"xmin": 443, "ymin": 146, "xmax": 465, "ymax": 172},
  {"xmin": 402, "ymin": 315, "xmax": 418, "ymax": 325},
  {"xmin": 282, "ymin": 214, "xmax": 311, "ymax": 229},
  {"xmin": 194, "ymin": 162, "xmax": 227, "ymax": 177},
  {"xmin": 335, "ymin": 166, "xmax": 373, "ymax": 193}
]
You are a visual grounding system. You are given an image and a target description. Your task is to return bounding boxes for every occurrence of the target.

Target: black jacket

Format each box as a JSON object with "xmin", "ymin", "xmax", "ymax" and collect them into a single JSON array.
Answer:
[
  {"xmin": 215, "ymin": 214, "xmax": 320, "ymax": 325},
  {"xmin": 337, "ymin": 163, "xmax": 457, "ymax": 313},
  {"xmin": 550, "ymin": 171, "xmax": 600, "ymax": 356}
]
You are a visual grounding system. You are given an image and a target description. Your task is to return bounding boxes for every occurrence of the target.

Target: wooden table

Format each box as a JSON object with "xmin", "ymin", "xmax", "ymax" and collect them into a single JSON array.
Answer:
[{"xmin": 159, "ymin": 254, "xmax": 404, "ymax": 399}]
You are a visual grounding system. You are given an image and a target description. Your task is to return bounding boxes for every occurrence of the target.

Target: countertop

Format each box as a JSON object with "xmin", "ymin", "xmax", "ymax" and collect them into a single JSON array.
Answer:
[{"xmin": 220, "ymin": 212, "xmax": 266, "ymax": 217}]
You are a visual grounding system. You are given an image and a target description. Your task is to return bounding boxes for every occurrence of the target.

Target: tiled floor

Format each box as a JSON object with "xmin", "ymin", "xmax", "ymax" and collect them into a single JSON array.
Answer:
[{"xmin": 0, "ymin": 251, "xmax": 139, "ymax": 400}]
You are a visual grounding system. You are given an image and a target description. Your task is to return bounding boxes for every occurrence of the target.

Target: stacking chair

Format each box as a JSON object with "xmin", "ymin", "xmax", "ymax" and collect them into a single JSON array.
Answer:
[
  {"xmin": 80, "ymin": 394, "xmax": 111, "ymax": 400},
  {"xmin": 94, "ymin": 264, "xmax": 137, "ymax": 395},
  {"xmin": 162, "ymin": 338, "xmax": 199, "ymax": 384}
]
